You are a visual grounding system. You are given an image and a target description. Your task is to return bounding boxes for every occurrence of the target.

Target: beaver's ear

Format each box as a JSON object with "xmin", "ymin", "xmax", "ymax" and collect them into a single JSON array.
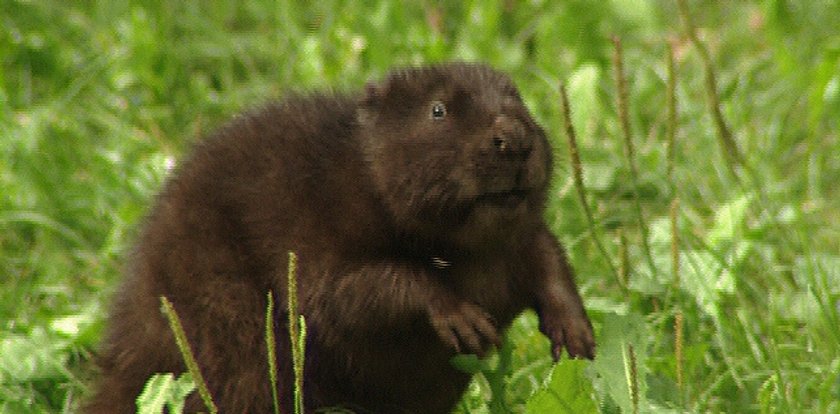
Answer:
[{"xmin": 362, "ymin": 69, "xmax": 416, "ymax": 106}]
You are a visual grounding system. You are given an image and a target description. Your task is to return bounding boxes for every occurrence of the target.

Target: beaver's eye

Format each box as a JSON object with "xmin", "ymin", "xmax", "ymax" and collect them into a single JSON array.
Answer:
[{"xmin": 431, "ymin": 101, "xmax": 446, "ymax": 120}]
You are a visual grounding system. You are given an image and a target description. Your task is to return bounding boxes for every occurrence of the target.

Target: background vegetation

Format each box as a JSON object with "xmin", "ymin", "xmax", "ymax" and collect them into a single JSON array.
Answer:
[{"xmin": 2, "ymin": 0, "xmax": 838, "ymax": 412}]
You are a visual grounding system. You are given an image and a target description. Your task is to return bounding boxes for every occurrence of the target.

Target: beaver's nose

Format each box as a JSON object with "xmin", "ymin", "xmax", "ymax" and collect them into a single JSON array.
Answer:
[{"xmin": 492, "ymin": 115, "xmax": 532, "ymax": 157}]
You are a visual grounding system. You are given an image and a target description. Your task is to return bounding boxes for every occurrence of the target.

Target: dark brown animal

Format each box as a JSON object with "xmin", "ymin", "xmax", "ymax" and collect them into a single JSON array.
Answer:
[{"xmin": 86, "ymin": 62, "xmax": 595, "ymax": 414}]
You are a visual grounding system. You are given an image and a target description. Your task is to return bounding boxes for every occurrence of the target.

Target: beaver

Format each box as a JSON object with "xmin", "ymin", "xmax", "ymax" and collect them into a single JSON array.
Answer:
[{"xmin": 86, "ymin": 62, "xmax": 595, "ymax": 414}]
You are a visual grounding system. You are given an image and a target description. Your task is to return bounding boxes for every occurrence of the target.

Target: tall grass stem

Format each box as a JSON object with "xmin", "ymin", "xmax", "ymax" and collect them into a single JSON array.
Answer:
[
  {"xmin": 159, "ymin": 296, "xmax": 218, "ymax": 414},
  {"xmin": 266, "ymin": 291, "xmax": 281, "ymax": 414},
  {"xmin": 666, "ymin": 40, "xmax": 678, "ymax": 194},
  {"xmin": 559, "ymin": 82, "xmax": 619, "ymax": 281},
  {"xmin": 675, "ymin": 310, "xmax": 685, "ymax": 406},
  {"xmin": 612, "ymin": 36, "xmax": 658, "ymax": 280},
  {"xmin": 287, "ymin": 252, "xmax": 306, "ymax": 414},
  {"xmin": 625, "ymin": 343, "xmax": 639, "ymax": 414},
  {"xmin": 670, "ymin": 198, "xmax": 680, "ymax": 289},
  {"xmin": 676, "ymin": 0, "xmax": 745, "ymax": 171}
]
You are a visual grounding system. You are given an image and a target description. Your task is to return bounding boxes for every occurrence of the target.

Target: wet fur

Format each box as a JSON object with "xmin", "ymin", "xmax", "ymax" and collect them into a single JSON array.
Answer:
[{"xmin": 86, "ymin": 63, "xmax": 595, "ymax": 414}]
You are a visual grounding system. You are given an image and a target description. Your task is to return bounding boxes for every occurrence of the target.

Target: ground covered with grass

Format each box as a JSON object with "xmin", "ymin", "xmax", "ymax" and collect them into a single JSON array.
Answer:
[{"xmin": 2, "ymin": 1, "xmax": 839, "ymax": 413}]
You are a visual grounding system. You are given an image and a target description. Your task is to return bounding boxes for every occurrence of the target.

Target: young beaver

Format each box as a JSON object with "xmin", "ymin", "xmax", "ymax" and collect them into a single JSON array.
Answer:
[{"xmin": 86, "ymin": 62, "xmax": 595, "ymax": 414}]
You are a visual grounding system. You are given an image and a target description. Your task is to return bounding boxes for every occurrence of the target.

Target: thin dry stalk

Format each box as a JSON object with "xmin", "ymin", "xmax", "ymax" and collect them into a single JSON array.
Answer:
[
  {"xmin": 618, "ymin": 228, "xmax": 630, "ymax": 290},
  {"xmin": 676, "ymin": 0, "xmax": 745, "ymax": 170},
  {"xmin": 626, "ymin": 343, "xmax": 639, "ymax": 414},
  {"xmin": 666, "ymin": 40, "xmax": 678, "ymax": 191},
  {"xmin": 612, "ymin": 36, "xmax": 657, "ymax": 278},
  {"xmin": 670, "ymin": 197, "xmax": 680, "ymax": 288},
  {"xmin": 559, "ymin": 82, "xmax": 619, "ymax": 280},
  {"xmin": 675, "ymin": 310, "xmax": 685, "ymax": 405}
]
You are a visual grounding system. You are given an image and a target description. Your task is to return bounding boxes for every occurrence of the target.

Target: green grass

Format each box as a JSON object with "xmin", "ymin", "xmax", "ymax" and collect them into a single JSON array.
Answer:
[{"xmin": 2, "ymin": 1, "xmax": 839, "ymax": 412}]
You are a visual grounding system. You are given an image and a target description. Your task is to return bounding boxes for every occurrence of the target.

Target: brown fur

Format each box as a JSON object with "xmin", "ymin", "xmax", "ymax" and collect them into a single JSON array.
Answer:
[{"xmin": 85, "ymin": 63, "xmax": 595, "ymax": 414}]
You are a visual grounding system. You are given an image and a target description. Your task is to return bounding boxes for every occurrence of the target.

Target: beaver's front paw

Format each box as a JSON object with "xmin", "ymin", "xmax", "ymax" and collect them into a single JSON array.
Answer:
[
  {"xmin": 539, "ymin": 309, "xmax": 596, "ymax": 360},
  {"xmin": 429, "ymin": 299, "xmax": 500, "ymax": 357}
]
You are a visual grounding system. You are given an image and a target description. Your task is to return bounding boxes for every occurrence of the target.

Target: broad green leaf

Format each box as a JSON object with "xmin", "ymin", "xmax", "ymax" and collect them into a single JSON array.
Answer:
[
  {"xmin": 136, "ymin": 372, "xmax": 196, "ymax": 414},
  {"xmin": 137, "ymin": 373, "xmax": 175, "ymax": 414},
  {"xmin": 680, "ymin": 250, "xmax": 736, "ymax": 316},
  {"xmin": 526, "ymin": 359, "xmax": 597, "ymax": 414},
  {"xmin": 591, "ymin": 312, "xmax": 648, "ymax": 414},
  {"xmin": 451, "ymin": 353, "xmax": 498, "ymax": 375},
  {"xmin": 567, "ymin": 64, "xmax": 602, "ymax": 143},
  {"xmin": 0, "ymin": 330, "xmax": 67, "ymax": 382},
  {"xmin": 707, "ymin": 194, "xmax": 752, "ymax": 249}
]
